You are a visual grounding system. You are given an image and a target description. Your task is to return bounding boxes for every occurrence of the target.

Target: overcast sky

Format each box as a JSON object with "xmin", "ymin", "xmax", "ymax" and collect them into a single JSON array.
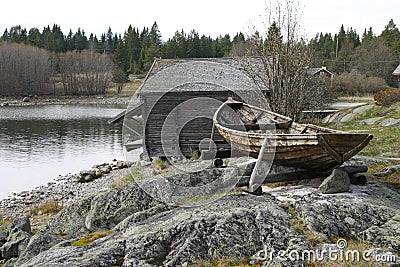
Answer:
[{"xmin": 1, "ymin": 0, "xmax": 399, "ymax": 41}]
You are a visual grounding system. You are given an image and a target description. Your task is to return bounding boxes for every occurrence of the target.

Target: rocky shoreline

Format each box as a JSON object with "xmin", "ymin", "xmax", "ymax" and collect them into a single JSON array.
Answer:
[
  {"xmin": 0, "ymin": 160, "xmax": 132, "ymax": 219},
  {"xmin": 0, "ymin": 95, "xmax": 131, "ymax": 107},
  {"xmin": 0, "ymin": 156, "xmax": 399, "ymax": 266}
]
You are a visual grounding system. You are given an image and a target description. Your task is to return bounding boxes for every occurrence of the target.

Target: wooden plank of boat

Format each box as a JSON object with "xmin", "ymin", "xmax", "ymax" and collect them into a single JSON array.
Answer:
[
  {"xmin": 216, "ymin": 99, "xmax": 293, "ymax": 131},
  {"xmin": 213, "ymin": 100, "xmax": 373, "ymax": 172}
]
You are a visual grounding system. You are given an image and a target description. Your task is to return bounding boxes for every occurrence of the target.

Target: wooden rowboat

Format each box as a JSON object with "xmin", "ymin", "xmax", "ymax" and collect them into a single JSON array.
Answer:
[{"xmin": 213, "ymin": 100, "xmax": 373, "ymax": 171}]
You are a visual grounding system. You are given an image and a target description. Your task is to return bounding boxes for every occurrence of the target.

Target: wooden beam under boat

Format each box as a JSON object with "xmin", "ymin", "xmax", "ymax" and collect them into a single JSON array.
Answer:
[{"xmin": 236, "ymin": 165, "xmax": 368, "ymax": 186}]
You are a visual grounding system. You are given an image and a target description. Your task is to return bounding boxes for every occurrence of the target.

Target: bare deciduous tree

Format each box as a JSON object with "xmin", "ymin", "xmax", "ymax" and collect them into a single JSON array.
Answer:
[
  {"xmin": 0, "ymin": 42, "xmax": 52, "ymax": 96},
  {"xmin": 243, "ymin": 0, "xmax": 330, "ymax": 121},
  {"xmin": 59, "ymin": 50, "xmax": 112, "ymax": 95}
]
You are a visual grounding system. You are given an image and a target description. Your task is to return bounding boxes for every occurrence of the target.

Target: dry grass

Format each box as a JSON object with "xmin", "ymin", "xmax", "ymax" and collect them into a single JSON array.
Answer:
[
  {"xmin": 110, "ymin": 173, "xmax": 135, "ymax": 188},
  {"xmin": 191, "ymin": 148, "xmax": 200, "ymax": 160},
  {"xmin": 374, "ymin": 88, "xmax": 400, "ymax": 106},
  {"xmin": 71, "ymin": 230, "xmax": 114, "ymax": 246},
  {"xmin": 153, "ymin": 157, "xmax": 167, "ymax": 175},
  {"xmin": 106, "ymin": 79, "xmax": 143, "ymax": 97},
  {"xmin": 337, "ymin": 96, "xmax": 375, "ymax": 103},
  {"xmin": 110, "ymin": 163, "xmax": 142, "ymax": 188},
  {"xmin": 265, "ymin": 180, "xmax": 303, "ymax": 188},
  {"xmin": 191, "ymin": 258, "xmax": 261, "ymax": 267},
  {"xmin": 0, "ymin": 215, "xmax": 12, "ymax": 232},
  {"xmin": 285, "ymin": 206, "xmax": 324, "ymax": 247},
  {"xmin": 367, "ymin": 161, "xmax": 400, "ymax": 189},
  {"xmin": 30, "ymin": 199, "xmax": 63, "ymax": 215},
  {"xmin": 305, "ymin": 236, "xmax": 376, "ymax": 267}
]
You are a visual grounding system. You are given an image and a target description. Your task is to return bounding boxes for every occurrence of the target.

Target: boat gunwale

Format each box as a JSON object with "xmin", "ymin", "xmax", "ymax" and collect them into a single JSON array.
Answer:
[
  {"xmin": 214, "ymin": 119, "xmax": 368, "ymax": 140},
  {"xmin": 213, "ymin": 101, "xmax": 351, "ymax": 136}
]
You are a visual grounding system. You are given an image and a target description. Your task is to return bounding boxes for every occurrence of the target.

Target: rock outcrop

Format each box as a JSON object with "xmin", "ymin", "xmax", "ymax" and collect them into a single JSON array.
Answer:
[
  {"xmin": 359, "ymin": 214, "xmax": 400, "ymax": 252},
  {"xmin": 266, "ymin": 182, "xmax": 400, "ymax": 243},
  {"xmin": 19, "ymin": 194, "xmax": 308, "ymax": 267},
  {"xmin": 322, "ymin": 104, "xmax": 374, "ymax": 123},
  {"xmin": 2, "ymin": 160, "xmax": 399, "ymax": 266},
  {"xmin": 0, "ymin": 217, "xmax": 32, "ymax": 265}
]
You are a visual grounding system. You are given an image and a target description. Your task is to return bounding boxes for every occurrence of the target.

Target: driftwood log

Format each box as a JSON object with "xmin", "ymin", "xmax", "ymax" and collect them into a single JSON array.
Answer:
[{"xmin": 236, "ymin": 165, "xmax": 368, "ymax": 187}]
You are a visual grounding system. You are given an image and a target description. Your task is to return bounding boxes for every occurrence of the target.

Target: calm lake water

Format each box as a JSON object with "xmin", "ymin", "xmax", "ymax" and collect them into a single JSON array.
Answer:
[{"xmin": 0, "ymin": 104, "xmax": 129, "ymax": 199}]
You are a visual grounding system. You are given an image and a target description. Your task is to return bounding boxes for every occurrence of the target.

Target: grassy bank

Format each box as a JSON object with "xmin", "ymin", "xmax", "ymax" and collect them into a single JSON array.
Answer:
[
  {"xmin": 105, "ymin": 78, "xmax": 143, "ymax": 97},
  {"xmin": 326, "ymin": 99, "xmax": 400, "ymax": 189},
  {"xmin": 328, "ymin": 101, "xmax": 400, "ymax": 158}
]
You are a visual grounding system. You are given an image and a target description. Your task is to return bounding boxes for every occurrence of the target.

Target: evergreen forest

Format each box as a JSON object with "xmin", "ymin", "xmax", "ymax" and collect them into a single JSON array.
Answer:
[{"xmin": 0, "ymin": 20, "xmax": 399, "ymax": 96}]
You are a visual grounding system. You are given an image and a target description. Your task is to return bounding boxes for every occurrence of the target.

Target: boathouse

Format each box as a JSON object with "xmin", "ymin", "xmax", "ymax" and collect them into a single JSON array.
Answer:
[
  {"xmin": 393, "ymin": 64, "xmax": 400, "ymax": 88},
  {"xmin": 117, "ymin": 58, "xmax": 268, "ymax": 159}
]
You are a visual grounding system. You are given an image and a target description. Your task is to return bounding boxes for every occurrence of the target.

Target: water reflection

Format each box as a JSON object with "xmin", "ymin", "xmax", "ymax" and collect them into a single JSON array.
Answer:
[{"xmin": 0, "ymin": 104, "xmax": 127, "ymax": 198}]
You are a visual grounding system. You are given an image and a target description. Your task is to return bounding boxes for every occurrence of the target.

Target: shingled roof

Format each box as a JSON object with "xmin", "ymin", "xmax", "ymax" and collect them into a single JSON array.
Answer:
[
  {"xmin": 307, "ymin": 66, "xmax": 334, "ymax": 77},
  {"xmin": 393, "ymin": 64, "xmax": 400, "ymax": 75},
  {"xmin": 136, "ymin": 58, "xmax": 264, "ymax": 95}
]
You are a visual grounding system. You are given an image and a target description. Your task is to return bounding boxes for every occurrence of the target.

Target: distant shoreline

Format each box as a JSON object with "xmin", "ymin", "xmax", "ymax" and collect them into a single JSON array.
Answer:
[{"xmin": 0, "ymin": 95, "xmax": 132, "ymax": 107}]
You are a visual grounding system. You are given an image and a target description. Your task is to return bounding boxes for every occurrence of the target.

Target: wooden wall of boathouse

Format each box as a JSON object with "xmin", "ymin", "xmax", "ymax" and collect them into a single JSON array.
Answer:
[
  {"xmin": 142, "ymin": 91, "xmax": 243, "ymax": 158},
  {"xmin": 135, "ymin": 58, "xmax": 268, "ymax": 159}
]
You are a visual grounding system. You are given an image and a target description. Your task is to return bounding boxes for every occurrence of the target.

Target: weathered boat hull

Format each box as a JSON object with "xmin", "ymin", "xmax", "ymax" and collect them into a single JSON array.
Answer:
[{"xmin": 214, "ymin": 101, "xmax": 373, "ymax": 171}]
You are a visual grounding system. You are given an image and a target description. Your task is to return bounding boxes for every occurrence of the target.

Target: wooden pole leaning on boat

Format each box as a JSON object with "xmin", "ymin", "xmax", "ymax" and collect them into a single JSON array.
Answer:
[
  {"xmin": 248, "ymin": 136, "xmax": 270, "ymax": 193},
  {"xmin": 204, "ymin": 122, "xmax": 222, "ymax": 167},
  {"xmin": 209, "ymin": 122, "xmax": 215, "ymax": 152}
]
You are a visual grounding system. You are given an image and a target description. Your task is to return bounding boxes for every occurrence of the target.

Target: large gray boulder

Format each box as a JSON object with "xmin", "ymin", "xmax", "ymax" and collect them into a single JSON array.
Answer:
[
  {"xmin": 1, "ymin": 217, "xmax": 32, "ymax": 263},
  {"xmin": 8, "ymin": 217, "xmax": 31, "ymax": 235},
  {"xmin": 319, "ymin": 168, "xmax": 350, "ymax": 194},
  {"xmin": 380, "ymin": 118, "xmax": 400, "ymax": 127},
  {"xmin": 13, "ymin": 183, "xmax": 164, "ymax": 265},
  {"xmin": 14, "ymin": 230, "xmax": 64, "ymax": 266},
  {"xmin": 84, "ymin": 183, "xmax": 161, "ymax": 231},
  {"xmin": 20, "ymin": 194, "xmax": 308, "ymax": 267},
  {"xmin": 0, "ymin": 231, "xmax": 6, "ymax": 247},
  {"xmin": 267, "ymin": 182, "xmax": 400, "ymax": 240},
  {"xmin": 46, "ymin": 196, "xmax": 94, "ymax": 238},
  {"xmin": 359, "ymin": 214, "xmax": 400, "ymax": 252},
  {"xmin": 1, "ymin": 229, "xmax": 31, "ymax": 262}
]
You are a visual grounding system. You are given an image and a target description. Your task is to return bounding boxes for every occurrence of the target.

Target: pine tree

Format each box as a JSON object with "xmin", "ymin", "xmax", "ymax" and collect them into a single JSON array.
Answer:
[
  {"xmin": 9, "ymin": 25, "xmax": 23, "ymax": 43},
  {"xmin": 28, "ymin": 28, "xmax": 42, "ymax": 47},
  {"xmin": 73, "ymin": 28, "xmax": 88, "ymax": 51},
  {"xmin": 187, "ymin": 30, "xmax": 200, "ymax": 57},
  {"xmin": 163, "ymin": 35, "xmax": 178, "ymax": 58},
  {"xmin": 379, "ymin": 19, "xmax": 400, "ymax": 55},
  {"xmin": 212, "ymin": 37, "xmax": 223, "ymax": 57},
  {"xmin": 113, "ymin": 39, "xmax": 128, "ymax": 72},
  {"xmin": 2, "ymin": 28, "xmax": 9, "ymax": 41},
  {"xmin": 347, "ymin": 27, "xmax": 360, "ymax": 48},
  {"xmin": 65, "ymin": 30, "xmax": 74, "ymax": 51},
  {"xmin": 362, "ymin": 27, "xmax": 375, "ymax": 44},
  {"xmin": 106, "ymin": 27, "xmax": 113, "ymax": 53},
  {"xmin": 334, "ymin": 24, "xmax": 346, "ymax": 55},
  {"xmin": 199, "ymin": 35, "xmax": 213, "ymax": 57},
  {"xmin": 124, "ymin": 25, "xmax": 141, "ymax": 72},
  {"xmin": 220, "ymin": 34, "xmax": 231, "ymax": 56}
]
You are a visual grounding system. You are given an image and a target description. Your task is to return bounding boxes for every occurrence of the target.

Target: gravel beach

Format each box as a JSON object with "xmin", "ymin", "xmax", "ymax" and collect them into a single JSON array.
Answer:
[
  {"xmin": 0, "ymin": 161, "xmax": 131, "ymax": 219},
  {"xmin": 0, "ymin": 96, "xmax": 132, "ymax": 107}
]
